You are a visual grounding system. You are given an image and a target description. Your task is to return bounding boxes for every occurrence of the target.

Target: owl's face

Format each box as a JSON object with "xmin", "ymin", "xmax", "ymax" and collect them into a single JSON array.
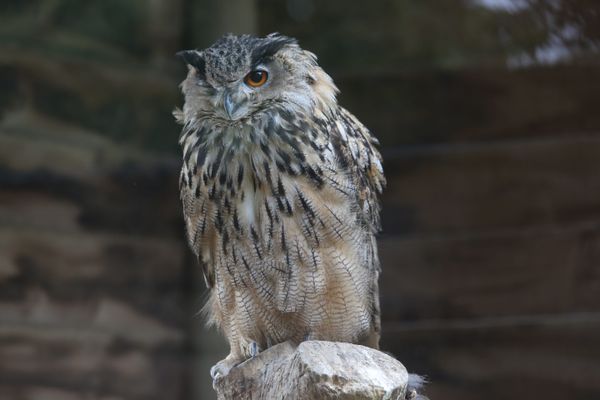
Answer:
[{"xmin": 178, "ymin": 34, "xmax": 337, "ymax": 124}]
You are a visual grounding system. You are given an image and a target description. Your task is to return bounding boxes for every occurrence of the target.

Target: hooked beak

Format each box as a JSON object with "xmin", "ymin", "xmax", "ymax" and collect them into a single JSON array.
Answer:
[
  {"xmin": 223, "ymin": 92, "xmax": 242, "ymax": 120},
  {"xmin": 224, "ymin": 92, "xmax": 236, "ymax": 119}
]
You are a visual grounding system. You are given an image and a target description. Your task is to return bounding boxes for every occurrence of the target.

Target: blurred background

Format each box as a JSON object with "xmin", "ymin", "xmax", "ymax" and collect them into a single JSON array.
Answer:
[{"xmin": 1, "ymin": 0, "xmax": 600, "ymax": 399}]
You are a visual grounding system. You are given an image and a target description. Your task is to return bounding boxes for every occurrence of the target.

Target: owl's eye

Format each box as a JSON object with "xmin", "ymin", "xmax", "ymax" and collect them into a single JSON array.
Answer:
[{"xmin": 244, "ymin": 70, "xmax": 268, "ymax": 87}]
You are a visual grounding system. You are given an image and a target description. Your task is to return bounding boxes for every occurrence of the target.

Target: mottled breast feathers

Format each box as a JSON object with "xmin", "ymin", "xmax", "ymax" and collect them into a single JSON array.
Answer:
[{"xmin": 176, "ymin": 101, "xmax": 385, "ymax": 291}]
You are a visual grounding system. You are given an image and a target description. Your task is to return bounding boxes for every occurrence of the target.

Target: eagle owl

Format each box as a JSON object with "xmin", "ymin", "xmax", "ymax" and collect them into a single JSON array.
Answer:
[{"xmin": 175, "ymin": 33, "xmax": 385, "ymax": 379}]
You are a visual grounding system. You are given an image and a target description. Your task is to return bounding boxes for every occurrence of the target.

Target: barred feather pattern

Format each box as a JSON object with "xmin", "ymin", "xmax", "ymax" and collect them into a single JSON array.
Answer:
[
  {"xmin": 176, "ymin": 34, "xmax": 385, "ymax": 373},
  {"xmin": 179, "ymin": 102, "xmax": 384, "ymax": 355}
]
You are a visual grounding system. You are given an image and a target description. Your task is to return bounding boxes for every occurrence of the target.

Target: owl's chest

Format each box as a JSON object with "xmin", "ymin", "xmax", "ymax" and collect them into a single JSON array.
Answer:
[
  {"xmin": 183, "ymin": 152, "xmax": 287, "ymax": 243},
  {"xmin": 180, "ymin": 124, "xmax": 354, "ymax": 267},
  {"xmin": 195, "ymin": 161, "xmax": 325, "ymax": 231}
]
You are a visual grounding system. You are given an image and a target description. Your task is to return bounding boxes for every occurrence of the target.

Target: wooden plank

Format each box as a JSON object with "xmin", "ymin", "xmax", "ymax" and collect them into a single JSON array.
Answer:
[
  {"xmin": 380, "ymin": 314, "xmax": 600, "ymax": 400},
  {"xmin": 0, "ymin": 229, "xmax": 185, "ymax": 288},
  {"xmin": 0, "ymin": 386, "xmax": 124, "ymax": 400},
  {"xmin": 0, "ymin": 108, "xmax": 195, "ymax": 398},
  {"xmin": 378, "ymin": 221, "xmax": 600, "ymax": 321},
  {"xmin": 0, "ymin": 191, "xmax": 81, "ymax": 234},
  {"xmin": 380, "ymin": 135, "xmax": 600, "ymax": 236},
  {"xmin": 0, "ymin": 54, "xmax": 180, "ymax": 153},
  {"xmin": 338, "ymin": 67, "xmax": 600, "ymax": 147},
  {"xmin": 0, "ymin": 229, "xmax": 188, "ymax": 326},
  {"xmin": 0, "ymin": 322, "xmax": 186, "ymax": 400},
  {"xmin": 0, "ymin": 112, "xmax": 183, "ymax": 237},
  {"xmin": 0, "ymin": 6, "xmax": 194, "ymax": 399}
]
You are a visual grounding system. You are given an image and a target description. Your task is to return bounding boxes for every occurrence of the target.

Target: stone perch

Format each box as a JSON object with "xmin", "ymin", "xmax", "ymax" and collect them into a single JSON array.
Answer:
[{"xmin": 213, "ymin": 340, "xmax": 428, "ymax": 400}]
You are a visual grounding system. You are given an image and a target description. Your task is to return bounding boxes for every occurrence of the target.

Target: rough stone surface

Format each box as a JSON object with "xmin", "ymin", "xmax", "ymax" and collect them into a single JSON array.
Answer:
[{"xmin": 214, "ymin": 341, "xmax": 409, "ymax": 400}]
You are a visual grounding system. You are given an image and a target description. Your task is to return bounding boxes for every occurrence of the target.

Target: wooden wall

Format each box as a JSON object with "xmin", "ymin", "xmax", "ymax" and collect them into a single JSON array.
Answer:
[
  {"xmin": 0, "ymin": 112, "xmax": 195, "ymax": 399},
  {"xmin": 1, "ymin": 1, "xmax": 600, "ymax": 399},
  {"xmin": 0, "ymin": 1, "xmax": 197, "ymax": 398},
  {"xmin": 340, "ymin": 65, "xmax": 600, "ymax": 400}
]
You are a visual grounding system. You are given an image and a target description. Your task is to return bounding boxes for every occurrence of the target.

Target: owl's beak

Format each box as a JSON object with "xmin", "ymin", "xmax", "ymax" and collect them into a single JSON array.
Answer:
[{"xmin": 224, "ymin": 92, "xmax": 242, "ymax": 120}]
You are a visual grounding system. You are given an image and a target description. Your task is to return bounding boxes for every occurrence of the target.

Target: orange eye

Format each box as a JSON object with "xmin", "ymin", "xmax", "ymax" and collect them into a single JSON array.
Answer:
[{"xmin": 244, "ymin": 70, "xmax": 268, "ymax": 87}]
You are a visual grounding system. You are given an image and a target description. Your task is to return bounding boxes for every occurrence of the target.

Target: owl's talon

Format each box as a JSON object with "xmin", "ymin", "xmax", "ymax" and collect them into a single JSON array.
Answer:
[
  {"xmin": 209, "ymin": 364, "xmax": 222, "ymax": 381},
  {"xmin": 210, "ymin": 356, "xmax": 242, "ymax": 384},
  {"xmin": 249, "ymin": 341, "xmax": 261, "ymax": 358}
]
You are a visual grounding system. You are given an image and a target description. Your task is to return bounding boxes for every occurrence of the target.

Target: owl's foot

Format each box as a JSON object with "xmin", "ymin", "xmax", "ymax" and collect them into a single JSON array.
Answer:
[
  {"xmin": 211, "ymin": 342, "xmax": 263, "ymax": 382},
  {"xmin": 210, "ymin": 355, "xmax": 244, "ymax": 381}
]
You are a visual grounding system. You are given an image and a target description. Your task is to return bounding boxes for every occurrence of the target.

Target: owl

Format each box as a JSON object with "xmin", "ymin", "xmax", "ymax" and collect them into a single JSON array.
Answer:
[{"xmin": 174, "ymin": 33, "xmax": 385, "ymax": 379}]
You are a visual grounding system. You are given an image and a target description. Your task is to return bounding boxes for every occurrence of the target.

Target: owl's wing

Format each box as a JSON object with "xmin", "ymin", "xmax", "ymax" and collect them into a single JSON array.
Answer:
[
  {"xmin": 330, "ymin": 107, "xmax": 386, "ymax": 232},
  {"xmin": 179, "ymin": 165, "xmax": 216, "ymax": 289}
]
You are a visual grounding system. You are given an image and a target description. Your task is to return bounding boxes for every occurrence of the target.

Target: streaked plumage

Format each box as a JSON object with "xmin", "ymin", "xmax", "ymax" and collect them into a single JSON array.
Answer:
[{"xmin": 174, "ymin": 33, "xmax": 385, "ymax": 378}]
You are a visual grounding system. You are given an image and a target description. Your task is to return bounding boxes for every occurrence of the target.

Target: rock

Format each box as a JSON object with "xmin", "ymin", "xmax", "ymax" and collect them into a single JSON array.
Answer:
[{"xmin": 213, "ymin": 340, "xmax": 412, "ymax": 400}]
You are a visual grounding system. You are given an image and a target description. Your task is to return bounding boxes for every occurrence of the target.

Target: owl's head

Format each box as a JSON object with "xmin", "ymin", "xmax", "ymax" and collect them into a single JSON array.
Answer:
[{"xmin": 177, "ymin": 33, "xmax": 337, "ymax": 123}]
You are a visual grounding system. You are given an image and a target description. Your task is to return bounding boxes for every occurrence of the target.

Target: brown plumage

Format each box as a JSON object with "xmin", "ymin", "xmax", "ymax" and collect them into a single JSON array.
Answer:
[{"xmin": 174, "ymin": 33, "xmax": 385, "ymax": 379}]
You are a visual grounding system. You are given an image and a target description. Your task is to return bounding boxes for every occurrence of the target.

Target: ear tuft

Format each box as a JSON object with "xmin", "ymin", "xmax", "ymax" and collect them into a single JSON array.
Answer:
[
  {"xmin": 177, "ymin": 50, "xmax": 206, "ymax": 77},
  {"xmin": 251, "ymin": 34, "xmax": 298, "ymax": 66}
]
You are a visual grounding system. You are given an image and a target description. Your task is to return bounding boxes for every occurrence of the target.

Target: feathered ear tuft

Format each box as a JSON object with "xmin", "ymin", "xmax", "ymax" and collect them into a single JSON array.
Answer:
[
  {"xmin": 176, "ymin": 50, "xmax": 206, "ymax": 77},
  {"xmin": 251, "ymin": 34, "xmax": 298, "ymax": 66}
]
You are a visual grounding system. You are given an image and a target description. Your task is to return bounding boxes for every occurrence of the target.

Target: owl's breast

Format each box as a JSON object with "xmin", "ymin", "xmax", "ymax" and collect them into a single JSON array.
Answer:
[{"xmin": 179, "ymin": 109, "xmax": 375, "ymax": 293}]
